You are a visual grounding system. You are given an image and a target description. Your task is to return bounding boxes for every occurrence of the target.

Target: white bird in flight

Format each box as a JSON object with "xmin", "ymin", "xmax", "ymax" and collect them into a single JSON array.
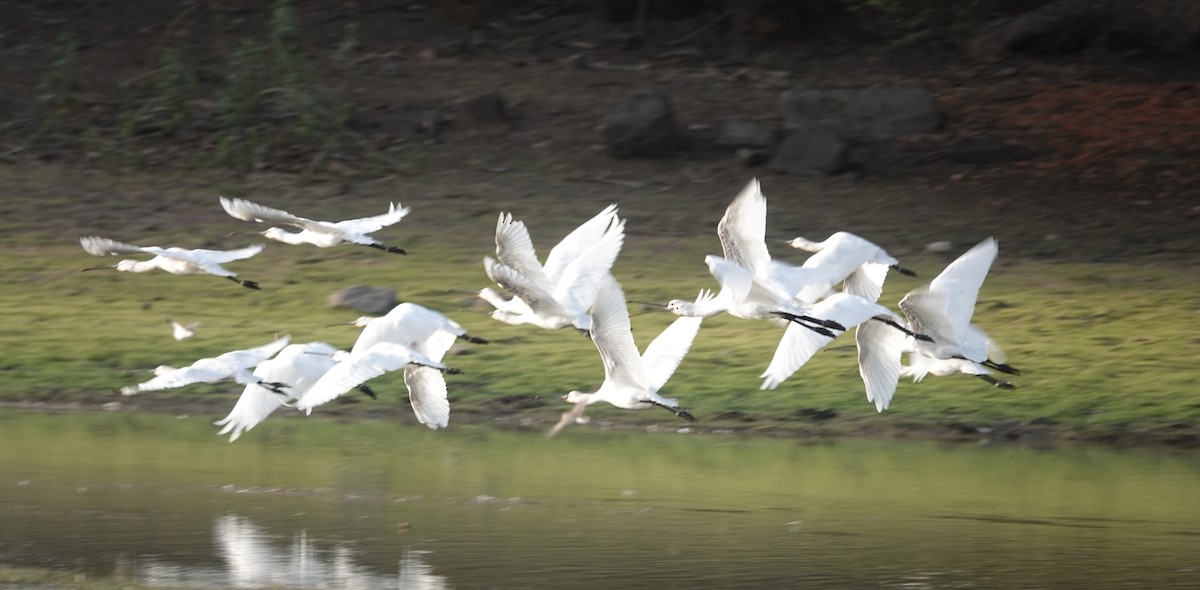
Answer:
[
  {"xmin": 550, "ymin": 276, "xmax": 704, "ymax": 437},
  {"xmin": 855, "ymin": 237, "xmax": 1020, "ymax": 412},
  {"xmin": 167, "ymin": 318, "xmax": 199, "ymax": 341},
  {"xmin": 786, "ymin": 231, "xmax": 916, "ymax": 304},
  {"xmin": 664, "ymin": 179, "xmax": 842, "ymax": 337},
  {"xmin": 213, "ymin": 341, "xmax": 344, "ymax": 442},
  {"xmin": 219, "ymin": 196, "xmax": 410, "ymax": 254},
  {"xmin": 118, "ymin": 335, "xmax": 291, "ymax": 396},
  {"xmin": 79, "ymin": 236, "xmax": 264, "ymax": 289},
  {"xmin": 296, "ymin": 303, "xmax": 481, "ymax": 428},
  {"xmin": 481, "ymin": 205, "xmax": 625, "ymax": 332}
]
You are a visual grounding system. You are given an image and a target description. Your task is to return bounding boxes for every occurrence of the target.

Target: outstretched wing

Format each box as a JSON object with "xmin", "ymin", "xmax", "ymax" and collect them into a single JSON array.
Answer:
[
  {"xmin": 332, "ymin": 202, "xmax": 410, "ymax": 234},
  {"xmin": 759, "ymin": 294, "xmax": 887, "ymax": 390},
  {"xmin": 494, "ymin": 212, "xmax": 553, "ymax": 292},
  {"xmin": 716, "ymin": 178, "xmax": 771, "ymax": 274},
  {"xmin": 843, "ymin": 262, "xmax": 891, "ymax": 303},
  {"xmin": 484, "ymin": 257, "xmax": 571, "ymax": 318},
  {"xmin": 403, "ymin": 365, "xmax": 450, "ymax": 429},
  {"xmin": 219, "ymin": 197, "xmax": 324, "ymax": 230},
  {"xmin": 79, "ymin": 236, "xmax": 152, "ymax": 257},
  {"xmin": 543, "ymin": 204, "xmax": 619, "ymax": 284},
  {"xmin": 589, "ymin": 276, "xmax": 648, "ymax": 391},
  {"xmin": 162, "ymin": 243, "xmax": 265, "ymax": 265},
  {"xmin": 551, "ymin": 216, "xmax": 626, "ymax": 319},
  {"xmin": 214, "ymin": 342, "xmax": 339, "ymax": 442},
  {"xmin": 908, "ymin": 237, "xmax": 998, "ymax": 345},
  {"xmin": 855, "ymin": 316, "xmax": 909, "ymax": 412},
  {"xmin": 295, "ymin": 342, "xmax": 441, "ymax": 414},
  {"xmin": 639, "ymin": 290, "xmax": 709, "ymax": 394}
]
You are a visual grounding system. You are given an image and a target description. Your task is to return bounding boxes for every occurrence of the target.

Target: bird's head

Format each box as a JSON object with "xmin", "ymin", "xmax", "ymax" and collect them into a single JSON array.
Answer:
[
  {"xmin": 664, "ymin": 299, "xmax": 690, "ymax": 315},
  {"xmin": 261, "ymin": 227, "xmax": 288, "ymax": 240},
  {"xmin": 562, "ymin": 391, "xmax": 589, "ymax": 404}
]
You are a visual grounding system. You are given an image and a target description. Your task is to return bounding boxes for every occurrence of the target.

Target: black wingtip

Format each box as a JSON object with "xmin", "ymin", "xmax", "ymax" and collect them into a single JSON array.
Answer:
[
  {"xmin": 357, "ymin": 384, "xmax": 378, "ymax": 400},
  {"xmin": 444, "ymin": 367, "xmax": 464, "ymax": 375},
  {"xmin": 676, "ymin": 408, "xmax": 697, "ymax": 423},
  {"xmin": 893, "ymin": 265, "xmax": 918, "ymax": 277},
  {"xmin": 461, "ymin": 334, "xmax": 489, "ymax": 344}
]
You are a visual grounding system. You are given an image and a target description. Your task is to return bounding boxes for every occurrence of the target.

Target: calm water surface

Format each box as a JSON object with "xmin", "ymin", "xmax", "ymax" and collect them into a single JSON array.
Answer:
[{"xmin": 1, "ymin": 410, "xmax": 1198, "ymax": 589}]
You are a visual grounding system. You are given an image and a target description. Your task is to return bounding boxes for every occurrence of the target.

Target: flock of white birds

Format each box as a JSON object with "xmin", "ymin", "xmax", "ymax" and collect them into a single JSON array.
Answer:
[{"xmin": 78, "ymin": 178, "xmax": 1019, "ymax": 441}]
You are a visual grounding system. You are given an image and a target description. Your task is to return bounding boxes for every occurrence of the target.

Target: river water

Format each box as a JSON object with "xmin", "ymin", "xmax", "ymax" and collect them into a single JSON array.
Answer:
[{"xmin": 1, "ymin": 410, "xmax": 1197, "ymax": 589}]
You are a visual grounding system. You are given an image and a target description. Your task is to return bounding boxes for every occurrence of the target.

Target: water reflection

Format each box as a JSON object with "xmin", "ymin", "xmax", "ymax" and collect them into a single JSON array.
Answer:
[
  {"xmin": 1, "ymin": 411, "xmax": 1198, "ymax": 589},
  {"xmin": 113, "ymin": 515, "xmax": 448, "ymax": 589}
]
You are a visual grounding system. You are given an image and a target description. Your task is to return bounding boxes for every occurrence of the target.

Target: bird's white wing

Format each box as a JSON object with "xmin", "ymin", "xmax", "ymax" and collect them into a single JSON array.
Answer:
[
  {"xmin": 295, "ymin": 342, "xmax": 439, "ymax": 414},
  {"xmin": 716, "ymin": 178, "xmax": 771, "ymax": 274},
  {"xmin": 924, "ymin": 237, "xmax": 998, "ymax": 338},
  {"xmin": 543, "ymin": 204, "xmax": 619, "ymax": 284},
  {"xmin": 551, "ymin": 216, "xmax": 626, "ymax": 317},
  {"xmin": 331, "ymin": 202, "xmax": 411, "ymax": 234},
  {"xmin": 403, "ymin": 365, "xmax": 450, "ymax": 429},
  {"xmin": 478, "ymin": 287, "xmax": 534, "ymax": 315},
  {"xmin": 494, "ymin": 212, "xmax": 553, "ymax": 292},
  {"xmin": 760, "ymin": 294, "xmax": 887, "ymax": 390},
  {"xmin": 214, "ymin": 345, "xmax": 339, "ymax": 442},
  {"xmin": 705, "ymin": 255, "xmax": 755, "ymax": 309},
  {"xmin": 484, "ymin": 257, "xmax": 571, "ymax": 318},
  {"xmin": 589, "ymin": 276, "xmax": 648, "ymax": 391},
  {"xmin": 219, "ymin": 196, "xmax": 324, "ymax": 230},
  {"xmin": 855, "ymin": 316, "xmax": 909, "ymax": 412},
  {"xmin": 640, "ymin": 291, "xmax": 709, "ymax": 393},
  {"xmin": 843, "ymin": 261, "xmax": 891, "ymax": 303},
  {"xmin": 898, "ymin": 288, "xmax": 964, "ymax": 358},
  {"xmin": 160, "ymin": 243, "xmax": 265, "ymax": 265},
  {"xmin": 762, "ymin": 260, "xmax": 834, "ymax": 305},
  {"xmin": 128, "ymin": 336, "xmax": 291, "ymax": 393},
  {"xmin": 79, "ymin": 236, "xmax": 152, "ymax": 257}
]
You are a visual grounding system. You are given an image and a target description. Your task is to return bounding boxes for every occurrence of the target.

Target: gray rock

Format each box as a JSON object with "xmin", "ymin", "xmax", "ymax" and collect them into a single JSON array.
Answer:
[
  {"xmin": 714, "ymin": 119, "xmax": 777, "ymax": 148},
  {"xmin": 945, "ymin": 137, "xmax": 1036, "ymax": 165},
  {"xmin": 601, "ymin": 93, "xmax": 683, "ymax": 159},
  {"xmin": 778, "ymin": 88, "xmax": 940, "ymax": 138},
  {"xmin": 328, "ymin": 285, "xmax": 397, "ymax": 313},
  {"xmin": 768, "ymin": 128, "xmax": 850, "ymax": 176}
]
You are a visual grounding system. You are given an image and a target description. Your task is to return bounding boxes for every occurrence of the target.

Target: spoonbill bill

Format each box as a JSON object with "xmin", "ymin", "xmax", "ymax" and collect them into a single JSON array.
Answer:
[
  {"xmin": 118, "ymin": 335, "xmax": 291, "ymax": 396},
  {"xmin": 549, "ymin": 276, "xmax": 704, "ymax": 437},
  {"xmin": 481, "ymin": 205, "xmax": 624, "ymax": 332},
  {"xmin": 79, "ymin": 236, "xmax": 263, "ymax": 289},
  {"xmin": 219, "ymin": 197, "xmax": 409, "ymax": 254}
]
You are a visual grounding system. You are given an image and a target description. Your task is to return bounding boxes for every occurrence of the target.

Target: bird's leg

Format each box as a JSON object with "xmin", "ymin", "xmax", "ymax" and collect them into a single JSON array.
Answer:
[
  {"xmin": 260, "ymin": 381, "xmax": 290, "ymax": 394},
  {"xmin": 982, "ymin": 360, "xmax": 1021, "ymax": 375},
  {"xmin": 976, "ymin": 374, "xmax": 1015, "ymax": 389},
  {"xmin": 891, "ymin": 264, "xmax": 918, "ymax": 277},
  {"xmin": 415, "ymin": 361, "xmax": 463, "ymax": 375},
  {"xmin": 226, "ymin": 276, "xmax": 261, "ymax": 290},
  {"xmin": 770, "ymin": 312, "xmax": 838, "ymax": 338},
  {"xmin": 356, "ymin": 384, "xmax": 377, "ymax": 400},
  {"xmin": 457, "ymin": 333, "xmax": 489, "ymax": 344},
  {"xmin": 366, "ymin": 242, "xmax": 407, "ymax": 255},
  {"xmin": 646, "ymin": 399, "xmax": 697, "ymax": 423},
  {"xmin": 871, "ymin": 316, "xmax": 934, "ymax": 342},
  {"xmin": 577, "ymin": 327, "xmax": 592, "ymax": 338}
]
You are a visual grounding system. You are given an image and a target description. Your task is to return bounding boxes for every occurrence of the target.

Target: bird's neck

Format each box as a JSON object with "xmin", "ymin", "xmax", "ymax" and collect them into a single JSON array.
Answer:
[{"xmin": 789, "ymin": 237, "xmax": 823, "ymax": 253}]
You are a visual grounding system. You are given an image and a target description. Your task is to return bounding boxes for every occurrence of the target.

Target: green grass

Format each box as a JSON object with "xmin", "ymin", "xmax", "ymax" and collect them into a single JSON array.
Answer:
[{"xmin": 1, "ymin": 164, "xmax": 1197, "ymax": 445}]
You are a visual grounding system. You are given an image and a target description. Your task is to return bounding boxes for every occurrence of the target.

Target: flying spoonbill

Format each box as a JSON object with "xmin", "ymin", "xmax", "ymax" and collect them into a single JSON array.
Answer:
[
  {"xmin": 299, "ymin": 303, "xmax": 481, "ymax": 428},
  {"xmin": 855, "ymin": 237, "xmax": 1020, "ymax": 412},
  {"xmin": 550, "ymin": 276, "xmax": 704, "ymax": 437},
  {"xmin": 118, "ymin": 335, "xmax": 291, "ymax": 396},
  {"xmin": 214, "ymin": 341, "xmax": 347, "ymax": 442},
  {"xmin": 785, "ymin": 231, "xmax": 916, "ymax": 303},
  {"xmin": 79, "ymin": 236, "xmax": 263, "ymax": 289},
  {"xmin": 219, "ymin": 196, "xmax": 410, "ymax": 254},
  {"xmin": 481, "ymin": 205, "xmax": 624, "ymax": 332}
]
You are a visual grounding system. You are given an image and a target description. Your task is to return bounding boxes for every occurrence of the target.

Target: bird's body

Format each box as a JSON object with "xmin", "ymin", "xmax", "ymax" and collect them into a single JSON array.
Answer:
[
  {"xmin": 551, "ymin": 277, "xmax": 703, "ymax": 436},
  {"xmin": 119, "ymin": 336, "xmax": 291, "ymax": 396},
  {"xmin": 213, "ymin": 341, "xmax": 342, "ymax": 442},
  {"xmin": 167, "ymin": 318, "xmax": 199, "ymax": 341},
  {"xmin": 482, "ymin": 205, "xmax": 625, "ymax": 332},
  {"xmin": 854, "ymin": 238, "xmax": 1019, "ymax": 411},
  {"xmin": 296, "ymin": 303, "xmax": 480, "ymax": 428},
  {"xmin": 788, "ymin": 231, "xmax": 914, "ymax": 303},
  {"xmin": 79, "ymin": 236, "xmax": 264, "ymax": 289},
  {"xmin": 220, "ymin": 197, "xmax": 410, "ymax": 254}
]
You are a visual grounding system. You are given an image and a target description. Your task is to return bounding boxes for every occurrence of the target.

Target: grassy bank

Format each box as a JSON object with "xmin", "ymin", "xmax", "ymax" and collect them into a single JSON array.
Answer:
[{"xmin": 2, "ymin": 164, "xmax": 1197, "ymax": 447}]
